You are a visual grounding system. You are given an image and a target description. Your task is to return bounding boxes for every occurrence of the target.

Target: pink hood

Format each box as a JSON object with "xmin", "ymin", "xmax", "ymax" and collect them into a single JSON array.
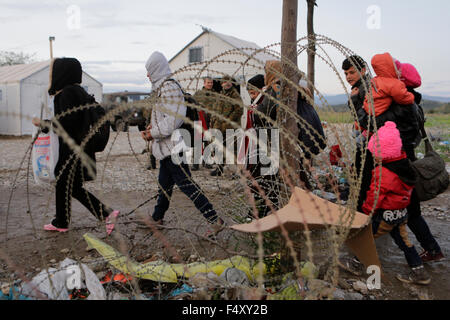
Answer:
[{"xmin": 395, "ymin": 60, "xmax": 422, "ymax": 88}]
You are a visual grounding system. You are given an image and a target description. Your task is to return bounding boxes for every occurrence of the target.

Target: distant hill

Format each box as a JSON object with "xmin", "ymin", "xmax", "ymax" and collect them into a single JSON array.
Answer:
[
  {"xmin": 315, "ymin": 93, "xmax": 450, "ymax": 107},
  {"xmin": 320, "ymin": 99, "xmax": 450, "ymax": 114},
  {"xmin": 422, "ymin": 95, "xmax": 450, "ymax": 103}
]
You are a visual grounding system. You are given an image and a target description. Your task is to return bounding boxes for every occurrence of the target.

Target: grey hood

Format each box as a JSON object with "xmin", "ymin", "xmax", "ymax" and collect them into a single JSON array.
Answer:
[{"xmin": 145, "ymin": 51, "xmax": 172, "ymax": 88}]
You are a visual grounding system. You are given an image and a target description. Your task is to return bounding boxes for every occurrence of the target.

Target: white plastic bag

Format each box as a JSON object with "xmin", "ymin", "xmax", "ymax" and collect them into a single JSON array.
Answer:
[{"xmin": 32, "ymin": 125, "xmax": 59, "ymax": 185}]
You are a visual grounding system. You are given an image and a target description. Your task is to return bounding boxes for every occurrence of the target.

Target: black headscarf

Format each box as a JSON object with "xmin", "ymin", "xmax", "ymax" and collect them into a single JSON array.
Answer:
[
  {"xmin": 247, "ymin": 74, "xmax": 265, "ymax": 90},
  {"xmin": 48, "ymin": 57, "xmax": 82, "ymax": 96}
]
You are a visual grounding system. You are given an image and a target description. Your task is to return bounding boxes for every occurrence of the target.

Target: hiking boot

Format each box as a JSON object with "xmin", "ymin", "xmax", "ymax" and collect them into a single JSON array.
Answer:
[
  {"xmin": 419, "ymin": 250, "xmax": 444, "ymax": 263},
  {"xmin": 191, "ymin": 164, "xmax": 200, "ymax": 171},
  {"xmin": 396, "ymin": 265, "xmax": 431, "ymax": 285},
  {"xmin": 205, "ymin": 218, "xmax": 226, "ymax": 239},
  {"xmin": 337, "ymin": 256, "xmax": 364, "ymax": 276}
]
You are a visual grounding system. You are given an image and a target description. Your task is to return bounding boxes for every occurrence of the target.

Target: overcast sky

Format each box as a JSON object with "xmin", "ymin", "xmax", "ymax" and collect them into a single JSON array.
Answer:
[{"xmin": 1, "ymin": 0, "xmax": 449, "ymax": 96}]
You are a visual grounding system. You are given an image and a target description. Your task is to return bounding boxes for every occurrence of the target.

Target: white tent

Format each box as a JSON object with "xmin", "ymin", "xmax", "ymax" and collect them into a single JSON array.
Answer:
[{"xmin": 0, "ymin": 60, "xmax": 102, "ymax": 136}]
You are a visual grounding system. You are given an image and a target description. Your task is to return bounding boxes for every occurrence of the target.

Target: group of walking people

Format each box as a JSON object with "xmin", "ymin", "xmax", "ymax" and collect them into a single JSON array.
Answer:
[
  {"xmin": 340, "ymin": 54, "xmax": 444, "ymax": 285},
  {"xmin": 32, "ymin": 50, "xmax": 444, "ymax": 286}
]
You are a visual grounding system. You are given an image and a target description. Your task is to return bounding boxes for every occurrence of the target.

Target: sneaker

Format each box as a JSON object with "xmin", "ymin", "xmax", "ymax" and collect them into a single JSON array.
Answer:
[
  {"xmin": 419, "ymin": 250, "xmax": 444, "ymax": 263},
  {"xmin": 44, "ymin": 223, "xmax": 69, "ymax": 233},
  {"xmin": 337, "ymin": 256, "xmax": 364, "ymax": 276},
  {"xmin": 205, "ymin": 218, "xmax": 226, "ymax": 239},
  {"xmin": 396, "ymin": 265, "xmax": 431, "ymax": 285},
  {"xmin": 105, "ymin": 210, "xmax": 120, "ymax": 236}
]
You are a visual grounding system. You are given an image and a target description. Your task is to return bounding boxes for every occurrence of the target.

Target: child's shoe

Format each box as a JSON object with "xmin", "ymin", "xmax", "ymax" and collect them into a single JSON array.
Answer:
[
  {"xmin": 105, "ymin": 210, "xmax": 120, "ymax": 235},
  {"xmin": 396, "ymin": 265, "xmax": 431, "ymax": 285}
]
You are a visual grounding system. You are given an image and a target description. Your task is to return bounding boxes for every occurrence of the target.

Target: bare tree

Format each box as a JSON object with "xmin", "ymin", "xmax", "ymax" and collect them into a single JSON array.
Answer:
[
  {"xmin": 0, "ymin": 51, "xmax": 35, "ymax": 66},
  {"xmin": 306, "ymin": 0, "xmax": 317, "ymax": 97}
]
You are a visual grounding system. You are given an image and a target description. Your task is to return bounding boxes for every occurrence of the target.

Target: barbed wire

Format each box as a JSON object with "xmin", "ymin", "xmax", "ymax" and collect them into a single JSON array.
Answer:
[{"xmin": 0, "ymin": 37, "xmax": 385, "ymax": 300}]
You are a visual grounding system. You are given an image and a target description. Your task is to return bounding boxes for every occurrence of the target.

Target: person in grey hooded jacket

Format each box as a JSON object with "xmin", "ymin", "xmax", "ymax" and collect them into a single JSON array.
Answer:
[{"xmin": 141, "ymin": 51, "xmax": 224, "ymax": 236}]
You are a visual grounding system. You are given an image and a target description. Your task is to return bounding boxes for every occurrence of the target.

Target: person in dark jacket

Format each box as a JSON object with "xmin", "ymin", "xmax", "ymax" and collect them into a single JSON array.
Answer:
[
  {"xmin": 245, "ymin": 74, "xmax": 278, "ymax": 218},
  {"xmin": 342, "ymin": 56, "xmax": 443, "ymax": 264},
  {"xmin": 342, "ymin": 55, "xmax": 374, "ymax": 212},
  {"xmin": 296, "ymin": 85, "xmax": 326, "ymax": 190},
  {"xmin": 248, "ymin": 62, "xmax": 282, "ymax": 218},
  {"xmin": 32, "ymin": 58, "xmax": 119, "ymax": 234}
]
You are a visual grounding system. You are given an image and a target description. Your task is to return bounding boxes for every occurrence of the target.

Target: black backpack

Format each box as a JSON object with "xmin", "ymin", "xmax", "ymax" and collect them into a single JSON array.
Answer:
[
  {"xmin": 85, "ymin": 100, "xmax": 111, "ymax": 153},
  {"xmin": 80, "ymin": 90, "xmax": 110, "ymax": 153},
  {"xmin": 163, "ymin": 79, "xmax": 200, "ymax": 146}
]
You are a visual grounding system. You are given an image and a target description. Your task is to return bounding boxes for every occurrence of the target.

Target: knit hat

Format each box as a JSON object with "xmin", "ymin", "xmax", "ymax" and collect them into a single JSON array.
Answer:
[
  {"xmin": 394, "ymin": 60, "xmax": 422, "ymax": 88},
  {"xmin": 368, "ymin": 121, "xmax": 403, "ymax": 160},
  {"xmin": 247, "ymin": 74, "xmax": 265, "ymax": 90}
]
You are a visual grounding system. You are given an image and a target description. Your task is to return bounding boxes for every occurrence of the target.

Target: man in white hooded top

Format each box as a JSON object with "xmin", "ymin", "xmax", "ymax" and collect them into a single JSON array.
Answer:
[{"xmin": 141, "ymin": 51, "xmax": 224, "ymax": 236}]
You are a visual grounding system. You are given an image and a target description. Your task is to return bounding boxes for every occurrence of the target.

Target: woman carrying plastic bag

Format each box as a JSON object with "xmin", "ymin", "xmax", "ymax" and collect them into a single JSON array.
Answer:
[{"xmin": 32, "ymin": 57, "xmax": 119, "ymax": 235}]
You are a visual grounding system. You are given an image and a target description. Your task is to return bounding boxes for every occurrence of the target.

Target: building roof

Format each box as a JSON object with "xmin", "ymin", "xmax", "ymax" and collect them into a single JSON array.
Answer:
[
  {"xmin": 0, "ymin": 60, "xmax": 50, "ymax": 84},
  {"xmin": 169, "ymin": 27, "xmax": 276, "ymax": 64},
  {"xmin": 0, "ymin": 60, "xmax": 103, "ymax": 86}
]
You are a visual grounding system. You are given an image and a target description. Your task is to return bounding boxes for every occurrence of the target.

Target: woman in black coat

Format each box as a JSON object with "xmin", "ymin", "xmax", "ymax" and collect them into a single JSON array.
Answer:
[{"xmin": 32, "ymin": 58, "xmax": 119, "ymax": 234}]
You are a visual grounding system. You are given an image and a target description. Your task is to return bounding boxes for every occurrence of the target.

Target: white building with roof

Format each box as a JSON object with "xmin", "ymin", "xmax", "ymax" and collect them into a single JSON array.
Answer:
[
  {"xmin": 0, "ymin": 60, "xmax": 102, "ymax": 135},
  {"xmin": 169, "ymin": 27, "xmax": 277, "ymax": 104}
]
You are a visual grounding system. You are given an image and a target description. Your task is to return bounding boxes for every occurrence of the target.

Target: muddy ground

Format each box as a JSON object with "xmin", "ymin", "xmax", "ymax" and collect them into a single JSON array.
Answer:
[{"xmin": 0, "ymin": 131, "xmax": 449, "ymax": 300}]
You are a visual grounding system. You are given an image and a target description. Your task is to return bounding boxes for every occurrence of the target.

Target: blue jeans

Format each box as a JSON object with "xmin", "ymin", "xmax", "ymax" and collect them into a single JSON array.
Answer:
[
  {"xmin": 152, "ymin": 156, "xmax": 217, "ymax": 223},
  {"xmin": 372, "ymin": 213, "xmax": 423, "ymax": 268}
]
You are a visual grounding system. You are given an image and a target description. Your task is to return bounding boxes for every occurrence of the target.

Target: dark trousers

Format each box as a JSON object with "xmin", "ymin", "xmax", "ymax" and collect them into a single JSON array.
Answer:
[
  {"xmin": 372, "ymin": 213, "xmax": 423, "ymax": 268},
  {"xmin": 54, "ymin": 160, "xmax": 109, "ymax": 228},
  {"xmin": 355, "ymin": 145, "xmax": 374, "ymax": 212},
  {"xmin": 248, "ymin": 168, "xmax": 280, "ymax": 218},
  {"xmin": 152, "ymin": 157, "xmax": 218, "ymax": 223},
  {"xmin": 404, "ymin": 145, "xmax": 442, "ymax": 254}
]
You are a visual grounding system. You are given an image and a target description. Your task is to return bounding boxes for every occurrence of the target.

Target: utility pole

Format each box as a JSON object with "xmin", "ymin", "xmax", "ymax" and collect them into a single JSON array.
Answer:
[
  {"xmin": 307, "ymin": 0, "xmax": 317, "ymax": 97},
  {"xmin": 281, "ymin": 0, "xmax": 300, "ymax": 184},
  {"xmin": 49, "ymin": 36, "xmax": 55, "ymax": 60}
]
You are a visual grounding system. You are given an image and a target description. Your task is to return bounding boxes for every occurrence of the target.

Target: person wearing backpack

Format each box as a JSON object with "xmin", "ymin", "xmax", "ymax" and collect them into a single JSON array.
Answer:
[
  {"xmin": 32, "ymin": 57, "xmax": 119, "ymax": 234},
  {"xmin": 342, "ymin": 56, "xmax": 444, "ymax": 265},
  {"xmin": 393, "ymin": 60, "xmax": 444, "ymax": 263},
  {"xmin": 140, "ymin": 51, "xmax": 225, "ymax": 237}
]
